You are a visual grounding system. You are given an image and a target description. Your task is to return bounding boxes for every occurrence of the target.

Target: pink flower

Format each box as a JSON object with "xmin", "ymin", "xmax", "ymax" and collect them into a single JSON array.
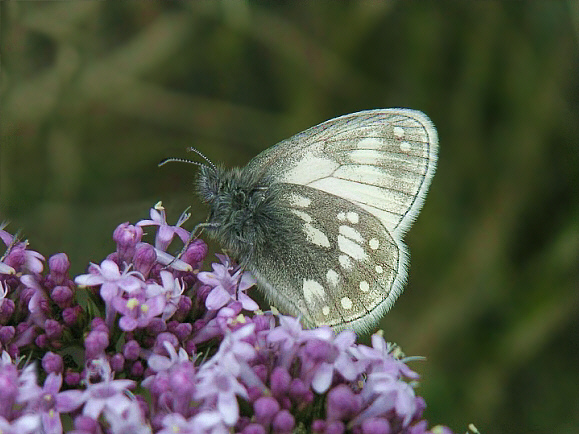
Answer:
[
  {"xmin": 198, "ymin": 257, "xmax": 257, "ymax": 312},
  {"xmin": 75, "ymin": 259, "xmax": 145, "ymax": 329},
  {"xmin": 137, "ymin": 202, "xmax": 190, "ymax": 251},
  {"xmin": 112, "ymin": 291, "xmax": 166, "ymax": 332},
  {"xmin": 195, "ymin": 364, "xmax": 249, "ymax": 426},
  {"xmin": 76, "ymin": 359, "xmax": 136, "ymax": 420}
]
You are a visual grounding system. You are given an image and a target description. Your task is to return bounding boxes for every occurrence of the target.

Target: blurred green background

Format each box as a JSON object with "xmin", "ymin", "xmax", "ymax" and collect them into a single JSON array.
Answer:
[{"xmin": 1, "ymin": 2, "xmax": 578, "ymax": 433}]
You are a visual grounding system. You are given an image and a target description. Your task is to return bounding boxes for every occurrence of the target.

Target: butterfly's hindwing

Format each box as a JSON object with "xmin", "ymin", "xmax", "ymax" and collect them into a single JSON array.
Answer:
[{"xmin": 247, "ymin": 183, "xmax": 406, "ymax": 331}]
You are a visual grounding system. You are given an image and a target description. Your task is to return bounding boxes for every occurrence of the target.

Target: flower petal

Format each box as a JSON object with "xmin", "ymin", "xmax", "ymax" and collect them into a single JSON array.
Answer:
[
  {"xmin": 55, "ymin": 390, "xmax": 84, "ymax": 412},
  {"xmin": 43, "ymin": 373, "xmax": 62, "ymax": 395},
  {"xmin": 312, "ymin": 362, "xmax": 333, "ymax": 393},
  {"xmin": 217, "ymin": 392, "xmax": 240, "ymax": 426},
  {"xmin": 119, "ymin": 316, "xmax": 138, "ymax": 332},
  {"xmin": 238, "ymin": 293, "xmax": 259, "ymax": 311},
  {"xmin": 205, "ymin": 286, "xmax": 231, "ymax": 310},
  {"xmin": 41, "ymin": 409, "xmax": 63, "ymax": 434}
]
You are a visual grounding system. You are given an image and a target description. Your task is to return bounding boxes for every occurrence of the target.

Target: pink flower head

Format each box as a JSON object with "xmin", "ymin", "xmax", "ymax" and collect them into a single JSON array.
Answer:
[
  {"xmin": 198, "ymin": 256, "xmax": 257, "ymax": 312},
  {"xmin": 137, "ymin": 202, "xmax": 190, "ymax": 252},
  {"xmin": 112, "ymin": 292, "xmax": 166, "ymax": 332},
  {"xmin": 77, "ymin": 359, "xmax": 136, "ymax": 420}
]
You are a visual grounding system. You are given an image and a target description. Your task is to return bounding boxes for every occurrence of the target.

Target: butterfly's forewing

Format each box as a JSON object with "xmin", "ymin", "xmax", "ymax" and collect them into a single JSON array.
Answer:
[
  {"xmin": 245, "ymin": 109, "xmax": 438, "ymax": 331},
  {"xmin": 247, "ymin": 109, "xmax": 438, "ymax": 236}
]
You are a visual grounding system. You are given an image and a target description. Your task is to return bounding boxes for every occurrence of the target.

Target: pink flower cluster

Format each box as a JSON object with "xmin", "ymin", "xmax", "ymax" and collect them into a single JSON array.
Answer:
[{"xmin": 0, "ymin": 206, "xmax": 458, "ymax": 434}]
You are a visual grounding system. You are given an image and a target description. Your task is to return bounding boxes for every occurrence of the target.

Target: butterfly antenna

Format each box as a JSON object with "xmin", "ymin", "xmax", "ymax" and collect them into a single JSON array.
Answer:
[
  {"xmin": 187, "ymin": 147, "xmax": 217, "ymax": 172},
  {"xmin": 158, "ymin": 157, "xmax": 206, "ymax": 168}
]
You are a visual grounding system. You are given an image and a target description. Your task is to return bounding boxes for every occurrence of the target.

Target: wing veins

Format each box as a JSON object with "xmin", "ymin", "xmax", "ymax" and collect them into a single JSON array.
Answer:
[
  {"xmin": 302, "ymin": 164, "xmax": 428, "ymax": 216},
  {"xmin": 329, "ymin": 157, "xmax": 432, "ymax": 178},
  {"xmin": 325, "ymin": 136, "xmax": 432, "ymax": 146},
  {"xmin": 331, "ymin": 148, "xmax": 432, "ymax": 163},
  {"xmin": 332, "ymin": 169, "xmax": 427, "ymax": 197}
]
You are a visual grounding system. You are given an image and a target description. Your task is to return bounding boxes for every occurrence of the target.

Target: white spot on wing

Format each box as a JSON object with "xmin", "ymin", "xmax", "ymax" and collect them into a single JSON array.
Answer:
[
  {"xmin": 346, "ymin": 212, "xmax": 359, "ymax": 224},
  {"xmin": 339, "ymin": 225, "xmax": 364, "ymax": 243},
  {"xmin": 291, "ymin": 209, "xmax": 312, "ymax": 223},
  {"xmin": 357, "ymin": 137, "xmax": 382, "ymax": 149},
  {"xmin": 360, "ymin": 281, "xmax": 370, "ymax": 292},
  {"xmin": 369, "ymin": 238, "xmax": 380, "ymax": 250},
  {"xmin": 341, "ymin": 297, "xmax": 353, "ymax": 310},
  {"xmin": 289, "ymin": 193, "xmax": 311, "ymax": 208},
  {"xmin": 339, "ymin": 254, "xmax": 352, "ymax": 270},
  {"xmin": 337, "ymin": 212, "xmax": 346, "ymax": 221},
  {"xmin": 302, "ymin": 279, "xmax": 326, "ymax": 305},
  {"xmin": 338, "ymin": 235, "xmax": 367, "ymax": 261},
  {"xmin": 304, "ymin": 223, "xmax": 330, "ymax": 248},
  {"xmin": 281, "ymin": 154, "xmax": 340, "ymax": 185},
  {"xmin": 326, "ymin": 269, "xmax": 339, "ymax": 287},
  {"xmin": 322, "ymin": 306, "xmax": 330, "ymax": 316},
  {"xmin": 400, "ymin": 141, "xmax": 411, "ymax": 152},
  {"xmin": 375, "ymin": 265, "xmax": 383, "ymax": 274},
  {"xmin": 393, "ymin": 126, "xmax": 404, "ymax": 138}
]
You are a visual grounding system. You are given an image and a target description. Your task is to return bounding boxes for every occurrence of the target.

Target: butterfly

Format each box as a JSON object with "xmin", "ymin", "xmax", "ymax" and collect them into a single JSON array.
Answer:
[{"xmin": 192, "ymin": 109, "xmax": 438, "ymax": 333}]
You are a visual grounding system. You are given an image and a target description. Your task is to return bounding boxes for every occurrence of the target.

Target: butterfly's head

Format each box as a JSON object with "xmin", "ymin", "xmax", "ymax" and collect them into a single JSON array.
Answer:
[{"xmin": 196, "ymin": 163, "xmax": 267, "ymax": 218}]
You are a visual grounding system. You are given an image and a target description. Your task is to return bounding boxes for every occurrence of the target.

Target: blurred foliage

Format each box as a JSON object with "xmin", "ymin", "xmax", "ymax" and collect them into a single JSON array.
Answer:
[{"xmin": 1, "ymin": 2, "xmax": 578, "ymax": 433}]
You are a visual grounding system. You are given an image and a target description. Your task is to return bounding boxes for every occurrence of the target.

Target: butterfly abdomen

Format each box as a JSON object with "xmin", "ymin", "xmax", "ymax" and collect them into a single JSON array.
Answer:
[{"xmin": 197, "ymin": 165, "xmax": 284, "ymax": 261}]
